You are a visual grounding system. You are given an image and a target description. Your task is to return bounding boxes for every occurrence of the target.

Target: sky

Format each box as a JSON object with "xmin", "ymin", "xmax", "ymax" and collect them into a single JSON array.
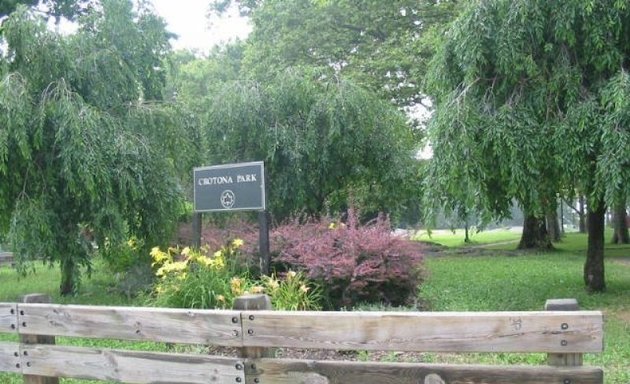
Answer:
[{"xmin": 150, "ymin": 0, "xmax": 251, "ymax": 54}]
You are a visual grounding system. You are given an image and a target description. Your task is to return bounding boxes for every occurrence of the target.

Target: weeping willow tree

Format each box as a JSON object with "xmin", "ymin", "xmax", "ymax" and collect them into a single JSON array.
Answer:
[
  {"xmin": 0, "ymin": 1, "xmax": 200, "ymax": 295},
  {"xmin": 424, "ymin": 0, "xmax": 630, "ymax": 292},
  {"xmin": 205, "ymin": 67, "xmax": 420, "ymax": 221}
]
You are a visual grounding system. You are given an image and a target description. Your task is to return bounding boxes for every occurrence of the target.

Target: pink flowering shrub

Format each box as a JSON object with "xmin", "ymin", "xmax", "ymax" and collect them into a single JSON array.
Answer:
[{"xmin": 271, "ymin": 209, "xmax": 424, "ymax": 309}]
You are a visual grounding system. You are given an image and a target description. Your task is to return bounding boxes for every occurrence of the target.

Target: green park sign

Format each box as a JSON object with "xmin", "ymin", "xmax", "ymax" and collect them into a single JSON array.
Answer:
[{"xmin": 193, "ymin": 162, "xmax": 266, "ymax": 212}]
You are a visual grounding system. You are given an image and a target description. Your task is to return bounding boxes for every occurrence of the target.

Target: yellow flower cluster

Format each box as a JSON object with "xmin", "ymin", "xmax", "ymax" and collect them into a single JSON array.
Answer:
[
  {"xmin": 156, "ymin": 261, "xmax": 187, "ymax": 277},
  {"xmin": 150, "ymin": 241, "xmax": 239, "ymax": 280},
  {"xmin": 150, "ymin": 246, "xmax": 173, "ymax": 267}
]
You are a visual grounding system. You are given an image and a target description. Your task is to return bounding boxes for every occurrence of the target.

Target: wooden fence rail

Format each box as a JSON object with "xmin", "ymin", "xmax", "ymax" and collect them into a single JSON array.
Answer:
[
  {"xmin": 0, "ymin": 295, "xmax": 604, "ymax": 384},
  {"xmin": 0, "ymin": 251, "xmax": 13, "ymax": 267}
]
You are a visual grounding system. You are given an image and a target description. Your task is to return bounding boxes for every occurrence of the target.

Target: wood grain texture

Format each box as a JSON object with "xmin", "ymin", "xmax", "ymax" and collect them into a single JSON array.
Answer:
[
  {"xmin": 0, "ymin": 342, "xmax": 21, "ymax": 373},
  {"xmin": 241, "ymin": 310, "xmax": 603, "ymax": 353},
  {"xmin": 234, "ymin": 294, "xmax": 273, "ymax": 359},
  {"xmin": 20, "ymin": 294, "xmax": 59, "ymax": 384},
  {"xmin": 0, "ymin": 303, "xmax": 17, "ymax": 334},
  {"xmin": 250, "ymin": 358, "xmax": 604, "ymax": 384},
  {"xmin": 21, "ymin": 344, "xmax": 245, "ymax": 384},
  {"xmin": 546, "ymin": 299, "xmax": 584, "ymax": 367},
  {"xmin": 17, "ymin": 304, "xmax": 242, "ymax": 346}
]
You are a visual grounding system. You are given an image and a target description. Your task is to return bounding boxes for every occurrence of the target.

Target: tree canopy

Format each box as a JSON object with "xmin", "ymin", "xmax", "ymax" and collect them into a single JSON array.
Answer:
[
  {"xmin": 200, "ymin": 67, "xmax": 420, "ymax": 220},
  {"xmin": 424, "ymin": 0, "xmax": 630, "ymax": 291},
  {"xmin": 210, "ymin": 0, "xmax": 463, "ymax": 114},
  {"xmin": 0, "ymin": 0, "xmax": 93, "ymax": 21},
  {"xmin": 0, "ymin": 0, "xmax": 197, "ymax": 294}
]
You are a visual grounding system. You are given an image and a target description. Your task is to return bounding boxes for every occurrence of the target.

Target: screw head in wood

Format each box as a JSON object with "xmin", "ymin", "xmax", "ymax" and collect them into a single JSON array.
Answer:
[
  {"xmin": 235, "ymin": 363, "xmax": 243, "ymax": 370},
  {"xmin": 10, "ymin": 309, "xmax": 14, "ymax": 314},
  {"xmin": 254, "ymin": 378, "xmax": 260, "ymax": 383},
  {"xmin": 249, "ymin": 315, "xmax": 255, "ymax": 321},
  {"xmin": 561, "ymin": 323, "xmax": 569, "ymax": 330},
  {"xmin": 564, "ymin": 380, "xmax": 571, "ymax": 384},
  {"xmin": 21, "ymin": 322, "xmax": 26, "ymax": 327},
  {"xmin": 19, "ymin": 310, "xmax": 24, "ymax": 316},
  {"xmin": 13, "ymin": 352, "xmax": 18, "ymax": 357},
  {"xmin": 232, "ymin": 317, "xmax": 239, "ymax": 324},
  {"xmin": 26, "ymin": 362, "xmax": 31, "ymax": 367},
  {"xmin": 233, "ymin": 330, "xmax": 239, "ymax": 336},
  {"xmin": 561, "ymin": 340, "xmax": 568, "ymax": 346},
  {"xmin": 235, "ymin": 377, "xmax": 242, "ymax": 383},
  {"xmin": 10, "ymin": 324, "xmax": 15, "ymax": 330},
  {"xmin": 247, "ymin": 329, "xmax": 254, "ymax": 335}
]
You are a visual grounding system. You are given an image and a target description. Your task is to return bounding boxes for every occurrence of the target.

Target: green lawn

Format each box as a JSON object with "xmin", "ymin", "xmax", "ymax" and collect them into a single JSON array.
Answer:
[
  {"xmin": 418, "ymin": 231, "xmax": 630, "ymax": 384},
  {"xmin": 413, "ymin": 227, "xmax": 522, "ymax": 247},
  {"xmin": 1, "ymin": 232, "xmax": 629, "ymax": 384}
]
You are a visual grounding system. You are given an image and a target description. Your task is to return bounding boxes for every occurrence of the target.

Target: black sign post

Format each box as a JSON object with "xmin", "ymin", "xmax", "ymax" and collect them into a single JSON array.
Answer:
[{"xmin": 193, "ymin": 162, "xmax": 270, "ymax": 275}]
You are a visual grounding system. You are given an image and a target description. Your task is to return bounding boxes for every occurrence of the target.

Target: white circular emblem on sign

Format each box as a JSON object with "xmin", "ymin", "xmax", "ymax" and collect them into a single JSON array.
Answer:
[{"xmin": 220, "ymin": 190, "xmax": 235, "ymax": 209}]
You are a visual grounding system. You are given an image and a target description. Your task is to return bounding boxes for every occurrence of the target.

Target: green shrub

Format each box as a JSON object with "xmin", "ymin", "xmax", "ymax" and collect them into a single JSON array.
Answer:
[
  {"xmin": 149, "ymin": 241, "xmax": 250, "ymax": 309},
  {"xmin": 261, "ymin": 271, "xmax": 322, "ymax": 310},
  {"xmin": 148, "ymin": 240, "xmax": 323, "ymax": 310}
]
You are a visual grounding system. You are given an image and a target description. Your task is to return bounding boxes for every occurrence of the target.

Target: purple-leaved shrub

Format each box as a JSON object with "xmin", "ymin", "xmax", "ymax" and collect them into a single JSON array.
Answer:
[{"xmin": 271, "ymin": 209, "xmax": 424, "ymax": 309}]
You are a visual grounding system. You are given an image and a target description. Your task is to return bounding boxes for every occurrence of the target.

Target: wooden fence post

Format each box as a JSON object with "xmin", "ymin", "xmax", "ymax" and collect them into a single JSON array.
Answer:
[
  {"xmin": 20, "ymin": 294, "xmax": 59, "ymax": 384},
  {"xmin": 545, "ymin": 298, "xmax": 583, "ymax": 367},
  {"xmin": 233, "ymin": 294, "xmax": 273, "ymax": 359}
]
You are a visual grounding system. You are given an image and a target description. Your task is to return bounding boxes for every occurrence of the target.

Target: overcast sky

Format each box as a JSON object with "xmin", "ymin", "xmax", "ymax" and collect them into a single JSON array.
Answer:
[{"xmin": 150, "ymin": 0, "xmax": 251, "ymax": 54}]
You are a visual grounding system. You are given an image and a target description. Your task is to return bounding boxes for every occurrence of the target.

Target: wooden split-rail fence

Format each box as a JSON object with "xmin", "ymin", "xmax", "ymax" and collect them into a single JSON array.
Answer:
[
  {"xmin": 0, "ymin": 294, "xmax": 603, "ymax": 384},
  {"xmin": 0, "ymin": 251, "xmax": 13, "ymax": 267}
]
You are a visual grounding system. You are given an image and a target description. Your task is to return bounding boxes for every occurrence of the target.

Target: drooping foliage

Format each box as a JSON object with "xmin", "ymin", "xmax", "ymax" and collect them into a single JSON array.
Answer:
[
  {"xmin": 204, "ymin": 68, "xmax": 419, "ymax": 220},
  {"xmin": 0, "ymin": 1, "xmax": 198, "ymax": 295},
  {"xmin": 424, "ymin": 0, "xmax": 630, "ymax": 291}
]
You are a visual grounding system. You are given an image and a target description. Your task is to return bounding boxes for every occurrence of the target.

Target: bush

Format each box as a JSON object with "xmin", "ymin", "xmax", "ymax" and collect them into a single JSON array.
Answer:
[
  {"xmin": 261, "ymin": 271, "xmax": 322, "ymax": 310},
  {"xmin": 148, "ymin": 240, "xmax": 323, "ymax": 310},
  {"xmin": 272, "ymin": 208, "xmax": 424, "ymax": 309},
  {"xmin": 174, "ymin": 216, "xmax": 260, "ymax": 271},
  {"xmin": 149, "ymin": 241, "xmax": 250, "ymax": 309}
]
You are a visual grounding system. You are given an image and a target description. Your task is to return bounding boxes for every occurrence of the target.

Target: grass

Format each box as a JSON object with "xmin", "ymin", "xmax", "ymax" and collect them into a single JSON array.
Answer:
[
  {"xmin": 418, "ymin": 229, "xmax": 630, "ymax": 384},
  {"xmin": 413, "ymin": 227, "xmax": 522, "ymax": 247},
  {"xmin": 1, "ymin": 230, "xmax": 629, "ymax": 383},
  {"xmin": 0, "ymin": 261, "xmax": 144, "ymax": 384}
]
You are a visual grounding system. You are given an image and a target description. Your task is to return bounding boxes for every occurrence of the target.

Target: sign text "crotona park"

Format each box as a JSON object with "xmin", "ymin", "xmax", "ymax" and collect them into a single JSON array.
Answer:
[
  {"xmin": 197, "ymin": 174, "xmax": 257, "ymax": 185},
  {"xmin": 193, "ymin": 162, "xmax": 265, "ymax": 212}
]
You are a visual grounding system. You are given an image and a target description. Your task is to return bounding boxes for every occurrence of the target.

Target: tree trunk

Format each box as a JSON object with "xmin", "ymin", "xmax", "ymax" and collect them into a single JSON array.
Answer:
[
  {"xmin": 60, "ymin": 257, "xmax": 76, "ymax": 296},
  {"xmin": 518, "ymin": 214, "xmax": 553, "ymax": 250},
  {"xmin": 464, "ymin": 221, "xmax": 470, "ymax": 243},
  {"xmin": 546, "ymin": 206, "xmax": 561, "ymax": 242},
  {"xmin": 611, "ymin": 201, "xmax": 629, "ymax": 244},
  {"xmin": 578, "ymin": 196, "xmax": 586, "ymax": 233},
  {"xmin": 584, "ymin": 202, "xmax": 606, "ymax": 292}
]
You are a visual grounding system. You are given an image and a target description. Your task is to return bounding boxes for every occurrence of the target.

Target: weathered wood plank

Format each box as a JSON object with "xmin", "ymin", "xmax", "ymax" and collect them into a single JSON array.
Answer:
[
  {"xmin": 18, "ymin": 304, "xmax": 243, "ymax": 346},
  {"xmin": 0, "ymin": 342, "xmax": 22, "ymax": 373},
  {"xmin": 0, "ymin": 303, "xmax": 17, "ymax": 334},
  {"xmin": 234, "ymin": 294, "xmax": 274, "ymax": 359},
  {"xmin": 21, "ymin": 344, "xmax": 245, "ymax": 384},
  {"xmin": 0, "ymin": 251, "xmax": 13, "ymax": 266},
  {"xmin": 20, "ymin": 294, "xmax": 59, "ymax": 384},
  {"xmin": 250, "ymin": 358, "xmax": 604, "ymax": 384},
  {"xmin": 546, "ymin": 299, "xmax": 583, "ymax": 366},
  {"xmin": 241, "ymin": 310, "xmax": 603, "ymax": 353}
]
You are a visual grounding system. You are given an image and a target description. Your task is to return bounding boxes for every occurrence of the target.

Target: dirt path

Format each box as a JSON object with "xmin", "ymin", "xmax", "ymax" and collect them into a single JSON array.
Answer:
[
  {"xmin": 612, "ymin": 257, "xmax": 630, "ymax": 266},
  {"xmin": 419, "ymin": 241, "xmax": 521, "ymax": 258}
]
